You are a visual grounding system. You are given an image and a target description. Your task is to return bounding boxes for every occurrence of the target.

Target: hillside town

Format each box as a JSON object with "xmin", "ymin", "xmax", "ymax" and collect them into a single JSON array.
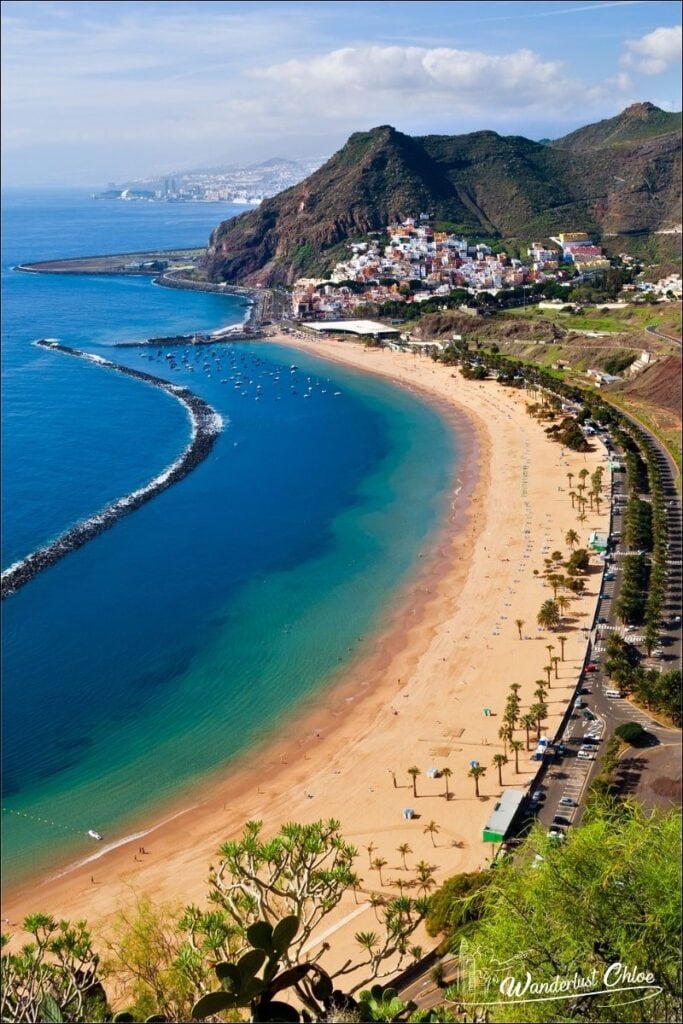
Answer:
[{"xmin": 292, "ymin": 221, "xmax": 623, "ymax": 320}]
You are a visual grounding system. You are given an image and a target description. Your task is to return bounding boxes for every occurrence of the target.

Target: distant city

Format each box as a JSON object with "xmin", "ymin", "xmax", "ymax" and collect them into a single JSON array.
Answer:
[{"xmin": 92, "ymin": 157, "xmax": 324, "ymax": 205}]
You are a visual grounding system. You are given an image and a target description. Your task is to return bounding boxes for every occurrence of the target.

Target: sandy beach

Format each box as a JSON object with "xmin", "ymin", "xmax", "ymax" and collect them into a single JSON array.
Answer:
[{"xmin": 4, "ymin": 334, "xmax": 610, "ymax": 984}]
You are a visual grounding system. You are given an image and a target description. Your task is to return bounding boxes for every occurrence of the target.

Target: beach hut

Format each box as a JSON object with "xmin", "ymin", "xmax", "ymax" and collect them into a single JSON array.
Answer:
[{"xmin": 403, "ymin": 808, "xmax": 415, "ymax": 820}]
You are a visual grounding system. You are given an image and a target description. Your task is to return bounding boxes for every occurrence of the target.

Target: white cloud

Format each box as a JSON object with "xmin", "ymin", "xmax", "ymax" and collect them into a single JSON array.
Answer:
[
  {"xmin": 253, "ymin": 44, "xmax": 629, "ymax": 122},
  {"xmin": 622, "ymin": 24, "xmax": 682, "ymax": 75}
]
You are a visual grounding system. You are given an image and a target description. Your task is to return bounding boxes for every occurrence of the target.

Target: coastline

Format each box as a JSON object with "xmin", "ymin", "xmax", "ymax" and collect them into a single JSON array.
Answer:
[{"xmin": 3, "ymin": 335, "xmax": 609, "ymax": 986}]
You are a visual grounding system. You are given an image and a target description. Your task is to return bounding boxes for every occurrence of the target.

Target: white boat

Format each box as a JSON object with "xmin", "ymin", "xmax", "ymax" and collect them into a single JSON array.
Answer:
[{"xmin": 87, "ymin": 829, "xmax": 103, "ymax": 841}]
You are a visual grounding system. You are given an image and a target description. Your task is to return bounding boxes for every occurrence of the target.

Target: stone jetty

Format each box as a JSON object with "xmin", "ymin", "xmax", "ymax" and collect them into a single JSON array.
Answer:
[{"xmin": 1, "ymin": 341, "xmax": 223, "ymax": 600}]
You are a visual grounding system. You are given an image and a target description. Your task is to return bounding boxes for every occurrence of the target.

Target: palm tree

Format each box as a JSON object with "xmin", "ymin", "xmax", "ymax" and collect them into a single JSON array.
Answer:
[
  {"xmin": 397, "ymin": 843, "xmax": 412, "ymax": 870},
  {"xmin": 567, "ymin": 472, "xmax": 574, "ymax": 490},
  {"xmin": 595, "ymin": 494, "xmax": 602, "ymax": 514},
  {"xmin": 544, "ymin": 664, "xmax": 552, "ymax": 687},
  {"xmin": 493, "ymin": 753, "xmax": 507, "ymax": 786},
  {"xmin": 441, "ymin": 767, "xmax": 453, "ymax": 801},
  {"xmin": 557, "ymin": 595, "xmax": 570, "ymax": 618},
  {"xmin": 534, "ymin": 684, "xmax": 547, "ymax": 704},
  {"xmin": 415, "ymin": 860, "xmax": 436, "ymax": 896},
  {"xmin": 565, "ymin": 528, "xmax": 579, "ymax": 550},
  {"xmin": 558, "ymin": 635, "xmax": 568, "ymax": 661},
  {"xmin": 569, "ymin": 490, "xmax": 577, "ymax": 509},
  {"xmin": 372, "ymin": 856, "xmax": 388, "ymax": 887},
  {"xmin": 533, "ymin": 702, "xmax": 548, "ymax": 739},
  {"xmin": 510, "ymin": 739, "xmax": 524, "ymax": 773},
  {"xmin": 547, "ymin": 574, "xmax": 562, "ymax": 599},
  {"xmin": 552, "ymin": 655, "xmax": 561, "ymax": 679},
  {"xmin": 537, "ymin": 599, "xmax": 561, "ymax": 631},
  {"xmin": 515, "ymin": 618, "xmax": 525, "ymax": 639},
  {"xmin": 407, "ymin": 765, "xmax": 421, "ymax": 798},
  {"xmin": 509, "ymin": 682, "xmax": 522, "ymax": 696},
  {"xmin": 369, "ymin": 892, "xmax": 386, "ymax": 921},
  {"xmin": 498, "ymin": 723, "xmax": 513, "ymax": 757},
  {"xmin": 423, "ymin": 820, "xmax": 440, "ymax": 847},
  {"xmin": 579, "ymin": 468, "xmax": 589, "ymax": 485},
  {"xmin": 520, "ymin": 712, "xmax": 536, "ymax": 750},
  {"xmin": 546, "ymin": 643, "xmax": 555, "ymax": 661},
  {"xmin": 468, "ymin": 765, "xmax": 486, "ymax": 797},
  {"xmin": 365, "ymin": 841, "xmax": 377, "ymax": 868}
]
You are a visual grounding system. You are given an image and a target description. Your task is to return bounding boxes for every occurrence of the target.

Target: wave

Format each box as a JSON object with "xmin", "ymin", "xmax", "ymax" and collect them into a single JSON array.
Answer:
[{"xmin": 1, "ymin": 341, "xmax": 223, "ymax": 599}]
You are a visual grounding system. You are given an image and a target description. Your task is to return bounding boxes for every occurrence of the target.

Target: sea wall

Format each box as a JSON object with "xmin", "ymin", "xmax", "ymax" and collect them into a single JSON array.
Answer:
[{"xmin": 1, "ymin": 341, "xmax": 223, "ymax": 599}]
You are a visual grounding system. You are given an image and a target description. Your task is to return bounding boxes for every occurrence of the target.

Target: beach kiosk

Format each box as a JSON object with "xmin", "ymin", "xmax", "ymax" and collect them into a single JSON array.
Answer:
[
  {"xmin": 403, "ymin": 808, "xmax": 415, "ymax": 820},
  {"xmin": 482, "ymin": 789, "xmax": 526, "ymax": 844},
  {"xmin": 588, "ymin": 530, "xmax": 608, "ymax": 553}
]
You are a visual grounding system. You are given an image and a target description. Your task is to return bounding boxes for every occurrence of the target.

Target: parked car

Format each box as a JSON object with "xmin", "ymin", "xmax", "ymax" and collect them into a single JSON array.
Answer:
[
  {"xmin": 553, "ymin": 815, "xmax": 571, "ymax": 827},
  {"xmin": 586, "ymin": 663, "xmax": 598, "ymax": 673},
  {"xmin": 531, "ymin": 789, "xmax": 544, "ymax": 803},
  {"xmin": 598, "ymin": 617, "xmax": 609, "ymax": 625},
  {"xmin": 547, "ymin": 828, "xmax": 566, "ymax": 841},
  {"xmin": 556, "ymin": 743, "xmax": 566, "ymax": 757},
  {"xmin": 559, "ymin": 796, "xmax": 575, "ymax": 807}
]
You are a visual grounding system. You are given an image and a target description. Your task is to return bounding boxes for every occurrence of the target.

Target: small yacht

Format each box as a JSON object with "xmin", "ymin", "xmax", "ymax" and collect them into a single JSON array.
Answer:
[{"xmin": 87, "ymin": 829, "xmax": 103, "ymax": 841}]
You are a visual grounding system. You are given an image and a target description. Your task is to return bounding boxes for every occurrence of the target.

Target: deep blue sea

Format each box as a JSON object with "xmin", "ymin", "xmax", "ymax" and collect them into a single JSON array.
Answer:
[{"xmin": 1, "ymin": 189, "xmax": 458, "ymax": 887}]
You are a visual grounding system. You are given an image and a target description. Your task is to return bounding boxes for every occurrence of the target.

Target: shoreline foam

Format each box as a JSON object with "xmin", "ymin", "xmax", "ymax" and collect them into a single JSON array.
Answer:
[{"xmin": 3, "ymin": 335, "xmax": 609, "ymax": 988}]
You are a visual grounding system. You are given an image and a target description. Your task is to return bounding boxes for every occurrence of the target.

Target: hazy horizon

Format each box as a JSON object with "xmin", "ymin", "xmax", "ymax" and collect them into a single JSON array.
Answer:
[{"xmin": 2, "ymin": 0, "xmax": 681, "ymax": 188}]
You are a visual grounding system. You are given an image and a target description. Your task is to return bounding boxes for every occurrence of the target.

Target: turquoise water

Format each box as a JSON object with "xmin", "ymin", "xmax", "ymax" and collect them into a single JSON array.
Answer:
[{"xmin": 1, "ymin": 191, "xmax": 459, "ymax": 886}]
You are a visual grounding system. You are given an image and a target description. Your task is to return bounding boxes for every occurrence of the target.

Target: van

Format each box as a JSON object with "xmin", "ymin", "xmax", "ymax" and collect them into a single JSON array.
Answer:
[
  {"xmin": 605, "ymin": 689, "xmax": 622, "ymax": 698},
  {"xmin": 578, "ymin": 750, "xmax": 595, "ymax": 760}
]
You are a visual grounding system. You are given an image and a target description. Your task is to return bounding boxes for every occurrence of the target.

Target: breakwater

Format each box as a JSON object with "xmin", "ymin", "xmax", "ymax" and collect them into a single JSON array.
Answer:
[{"xmin": 1, "ymin": 341, "xmax": 223, "ymax": 599}]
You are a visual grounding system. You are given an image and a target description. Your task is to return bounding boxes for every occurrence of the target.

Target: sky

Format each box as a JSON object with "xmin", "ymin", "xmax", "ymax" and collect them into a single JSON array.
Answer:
[{"xmin": 2, "ymin": 0, "xmax": 681, "ymax": 186}]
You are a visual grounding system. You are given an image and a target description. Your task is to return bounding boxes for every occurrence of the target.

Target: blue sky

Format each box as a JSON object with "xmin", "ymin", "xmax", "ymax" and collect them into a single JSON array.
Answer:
[{"xmin": 2, "ymin": 0, "xmax": 681, "ymax": 185}]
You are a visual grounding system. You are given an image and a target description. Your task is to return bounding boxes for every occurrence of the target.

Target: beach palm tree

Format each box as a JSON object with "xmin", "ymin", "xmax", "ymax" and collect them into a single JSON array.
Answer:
[
  {"xmin": 493, "ymin": 753, "xmax": 507, "ymax": 786},
  {"xmin": 423, "ymin": 821, "xmax": 440, "ymax": 847},
  {"xmin": 547, "ymin": 574, "xmax": 562, "ymax": 599},
  {"xmin": 537, "ymin": 599, "xmax": 561, "ymax": 631},
  {"xmin": 567, "ymin": 472, "xmax": 574, "ymax": 490},
  {"xmin": 595, "ymin": 494, "xmax": 602, "ymax": 514},
  {"xmin": 557, "ymin": 595, "xmax": 570, "ymax": 618},
  {"xmin": 534, "ymin": 684, "xmax": 547, "ymax": 704},
  {"xmin": 366, "ymin": 841, "xmax": 377, "ymax": 868},
  {"xmin": 415, "ymin": 860, "xmax": 436, "ymax": 895},
  {"xmin": 509, "ymin": 682, "xmax": 522, "ymax": 696},
  {"xmin": 579, "ymin": 468, "xmax": 589, "ymax": 485},
  {"xmin": 515, "ymin": 618, "xmax": 525, "ymax": 639},
  {"xmin": 441, "ymin": 767, "xmax": 453, "ymax": 801},
  {"xmin": 397, "ymin": 843, "xmax": 412, "ymax": 870},
  {"xmin": 468, "ymin": 765, "xmax": 486, "ymax": 798},
  {"xmin": 372, "ymin": 856, "xmax": 388, "ymax": 887},
  {"xmin": 520, "ymin": 712, "xmax": 536, "ymax": 750},
  {"xmin": 558, "ymin": 635, "xmax": 568, "ymax": 661},
  {"xmin": 369, "ymin": 892, "xmax": 386, "ymax": 922},
  {"xmin": 569, "ymin": 490, "xmax": 577, "ymax": 509},
  {"xmin": 565, "ymin": 528, "xmax": 579, "ymax": 550},
  {"xmin": 498, "ymin": 723, "xmax": 513, "ymax": 757},
  {"xmin": 546, "ymin": 642, "xmax": 555, "ymax": 661},
  {"xmin": 534, "ymin": 702, "xmax": 549, "ymax": 739},
  {"xmin": 408, "ymin": 765, "xmax": 421, "ymax": 798},
  {"xmin": 544, "ymin": 664, "xmax": 552, "ymax": 687},
  {"xmin": 552, "ymin": 655, "xmax": 561, "ymax": 679},
  {"xmin": 510, "ymin": 739, "xmax": 524, "ymax": 773}
]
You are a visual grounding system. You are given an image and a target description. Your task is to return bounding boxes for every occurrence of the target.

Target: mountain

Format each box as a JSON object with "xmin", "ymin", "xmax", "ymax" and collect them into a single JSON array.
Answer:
[
  {"xmin": 203, "ymin": 105, "xmax": 682, "ymax": 286},
  {"xmin": 551, "ymin": 102, "xmax": 682, "ymax": 150}
]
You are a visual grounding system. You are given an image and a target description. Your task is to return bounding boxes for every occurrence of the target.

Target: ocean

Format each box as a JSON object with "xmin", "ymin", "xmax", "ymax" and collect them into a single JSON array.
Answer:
[{"xmin": 1, "ymin": 189, "xmax": 459, "ymax": 887}]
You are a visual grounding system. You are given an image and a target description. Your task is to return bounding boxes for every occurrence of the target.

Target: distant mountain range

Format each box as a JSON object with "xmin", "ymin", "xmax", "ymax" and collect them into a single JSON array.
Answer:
[{"xmin": 203, "ymin": 103, "xmax": 681, "ymax": 285}]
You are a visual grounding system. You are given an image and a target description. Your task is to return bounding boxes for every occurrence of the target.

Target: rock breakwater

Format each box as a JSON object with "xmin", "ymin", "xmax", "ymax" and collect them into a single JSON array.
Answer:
[{"xmin": 1, "ymin": 341, "xmax": 223, "ymax": 599}]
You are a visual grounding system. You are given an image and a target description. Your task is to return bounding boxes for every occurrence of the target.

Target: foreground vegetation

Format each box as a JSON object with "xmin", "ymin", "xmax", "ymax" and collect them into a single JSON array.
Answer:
[{"xmin": 3, "ymin": 800, "xmax": 680, "ymax": 1023}]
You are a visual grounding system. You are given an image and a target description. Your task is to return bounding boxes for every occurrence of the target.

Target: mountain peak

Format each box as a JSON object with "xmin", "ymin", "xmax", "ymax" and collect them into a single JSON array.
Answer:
[{"xmin": 622, "ymin": 101, "xmax": 663, "ymax": 119}]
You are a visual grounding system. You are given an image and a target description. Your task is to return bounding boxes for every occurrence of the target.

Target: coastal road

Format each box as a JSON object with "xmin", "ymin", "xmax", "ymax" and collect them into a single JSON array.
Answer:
[
  {"xmin": 535, "ymin": 424, "xmax": 681, "ymax": 833},
  {"xmin": 646, "ymin": 324, "xmax": 682, "ymax": 348}
]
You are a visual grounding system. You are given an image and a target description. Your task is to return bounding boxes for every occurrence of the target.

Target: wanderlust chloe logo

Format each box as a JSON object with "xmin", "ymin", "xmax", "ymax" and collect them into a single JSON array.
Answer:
[{"xmin": 456, "ymin": 945, "xmax": 662, "ymax": 1008}]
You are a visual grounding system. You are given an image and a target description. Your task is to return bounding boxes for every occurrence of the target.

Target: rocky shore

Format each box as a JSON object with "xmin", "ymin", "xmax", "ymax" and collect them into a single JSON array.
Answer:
[{"xmin": 1, "ymin": 341, "xmax": 223, "ymax": 600}]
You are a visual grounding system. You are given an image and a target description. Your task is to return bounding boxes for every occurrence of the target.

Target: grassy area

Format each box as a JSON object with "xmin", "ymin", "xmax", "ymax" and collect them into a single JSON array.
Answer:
[
  {"xmin": 602, "ymin": 392, "xmax": 682, "ymax": 491},
  {"xmin": 506, "ymin": 302, "xmax": 682, "ymax": 338}
]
